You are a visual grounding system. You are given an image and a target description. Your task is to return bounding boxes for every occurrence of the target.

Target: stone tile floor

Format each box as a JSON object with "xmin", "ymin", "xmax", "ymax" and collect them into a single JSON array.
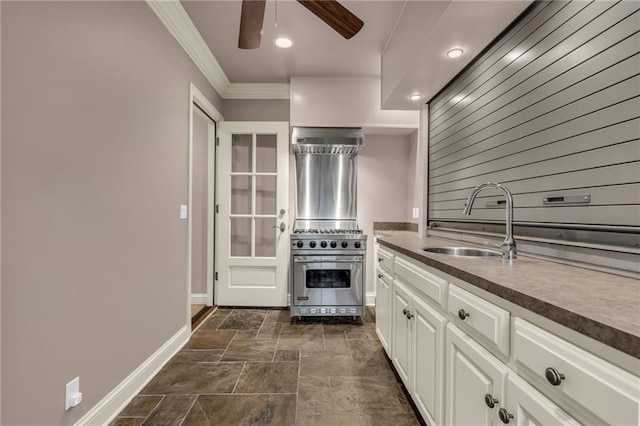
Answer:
[{"xmin": 111, "ymin": 307, "xmax": 424, "ymax": 426}]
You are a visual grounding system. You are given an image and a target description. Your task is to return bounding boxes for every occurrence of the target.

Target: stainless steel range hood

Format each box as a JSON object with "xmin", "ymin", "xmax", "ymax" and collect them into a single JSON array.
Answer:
[
  {"xmin": 292, "ymin": 127, "xmax": 364, "ymax": 221},
  {"xmin": 292, "ymin": 127, "xmax": 364, "ymax": 155}
]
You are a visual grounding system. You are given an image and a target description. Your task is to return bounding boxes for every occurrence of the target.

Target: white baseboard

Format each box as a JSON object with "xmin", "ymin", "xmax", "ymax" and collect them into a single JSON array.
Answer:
[
  {"xmin": 75, "ymin": 325, "xmax": 190, "ymax": 426},
  {"xmin": 191, "ymin": 293, "xmax": 208, "ymax": 305},
  {"xmin": 366, "ymin": 292, "xmax": 376, "ymax": 306}
]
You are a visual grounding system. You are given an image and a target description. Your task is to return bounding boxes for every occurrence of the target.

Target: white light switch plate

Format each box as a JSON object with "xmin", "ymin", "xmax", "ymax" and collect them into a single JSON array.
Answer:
[
  {"xmin": 412, "ymin": 207, "xmax": 419, "ymax": 219},
  {"xmin": 180, "ymin": 205, "xmax": 188, "ymax": 219}
]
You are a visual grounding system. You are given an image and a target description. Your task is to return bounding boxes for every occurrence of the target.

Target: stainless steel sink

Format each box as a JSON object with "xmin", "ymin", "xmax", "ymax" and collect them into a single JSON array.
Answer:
[{"xmin": 422, "ymin": 247, "xmax": 503, "ymax": 258}]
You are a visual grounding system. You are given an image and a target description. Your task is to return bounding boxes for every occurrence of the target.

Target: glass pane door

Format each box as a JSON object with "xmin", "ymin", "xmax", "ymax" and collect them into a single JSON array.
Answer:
[{"xmin": 230, "ymin": 133, "xmax": 278, "ymax": 258}]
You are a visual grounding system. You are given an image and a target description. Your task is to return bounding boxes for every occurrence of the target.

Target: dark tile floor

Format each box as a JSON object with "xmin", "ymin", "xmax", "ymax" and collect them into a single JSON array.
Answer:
[{"xmin": 111, "ymin": 307, "xmax": 423, "ymax": 426}]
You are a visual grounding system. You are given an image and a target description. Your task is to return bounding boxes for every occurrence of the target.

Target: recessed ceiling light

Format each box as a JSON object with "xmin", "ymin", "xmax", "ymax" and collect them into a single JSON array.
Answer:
[
  {"xmin": 447, "ymin": 48, "xmax": 464, "ymax": 58},
  {"xmin": 409, "ymin": 94, "xmax": 422, "ymax": 101},
  {"xmin": 275, "ymin": 37, "xmax": 293, "ymax": 48}
]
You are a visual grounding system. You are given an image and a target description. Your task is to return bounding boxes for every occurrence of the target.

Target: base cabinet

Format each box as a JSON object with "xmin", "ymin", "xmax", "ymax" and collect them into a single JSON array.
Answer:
[
  {"xmin": 500, "ymin": 375, "xmax": 580, "ymax": 425},
  {"xmin": 375, "ymin": 270, "xmax": 392, "ymax": 353},
  {"xmin": 412, "ymin": 294, "xmax": 446, "ymax": 425},
  {"xmin": 375, "ymin": 246, "xmax": 639, "ymax": 426},
  {"xmin": 392, "ymin": 280, "xmax": 412, "ymax": 384},
  {"xmin": 391, "ymin": 279, "xmax": 446, "ymax": 425},
  {"xmin": 446, "ymin": 324, "xmax": 508, "ymax": 426}
]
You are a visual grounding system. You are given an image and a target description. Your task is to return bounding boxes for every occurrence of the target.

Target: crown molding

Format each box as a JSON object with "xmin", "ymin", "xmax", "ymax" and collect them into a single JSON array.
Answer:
[
  {"xmin": 225, "ymin": 83, "xmax": 291, "ymax": 100},
  {"xmin": 146, "ymin": 0, "xmax": 290, "ymax": 100}
]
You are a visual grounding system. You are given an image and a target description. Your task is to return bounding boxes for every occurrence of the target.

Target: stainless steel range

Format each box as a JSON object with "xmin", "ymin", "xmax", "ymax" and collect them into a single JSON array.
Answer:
[{"xmin": 290, "ymin": 127, "xmax": 367, "ymax": 318}]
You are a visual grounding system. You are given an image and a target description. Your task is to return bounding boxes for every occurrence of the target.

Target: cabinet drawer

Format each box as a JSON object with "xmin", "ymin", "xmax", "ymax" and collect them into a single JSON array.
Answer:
[
  {"xmin": 448, "ymin": 285, "xmax": 510, "ymax": 356},
  {"xmin": 513, "ymin": 319, "xmax": 640, "ymax": 425},
  {"xmin": 377, "ymin": 247, "xmax": 395, "ymax": 274},
  {"xmin": 395, "ymin": 256, "xmax": 447, "ymax": 306}
]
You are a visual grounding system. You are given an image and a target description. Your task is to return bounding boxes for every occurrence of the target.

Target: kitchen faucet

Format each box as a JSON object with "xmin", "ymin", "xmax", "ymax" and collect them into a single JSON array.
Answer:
[{"xmin": 463, "ymin": 182, "xmax": 517, "ymax": 260}]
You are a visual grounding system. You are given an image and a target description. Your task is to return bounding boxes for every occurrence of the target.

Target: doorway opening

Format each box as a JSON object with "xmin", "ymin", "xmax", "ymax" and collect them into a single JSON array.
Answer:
[{"xmin": 188, "ymin": 83, "xmax": 223, "ymax": 329}]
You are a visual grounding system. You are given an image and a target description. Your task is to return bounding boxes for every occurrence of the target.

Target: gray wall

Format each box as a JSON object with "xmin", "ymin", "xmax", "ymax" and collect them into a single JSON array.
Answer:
[
  {"xmin": 428, "ymin": 1, "xmax": 640, "ymax": 230},
  {"xmin": 358, "ymin": 134, "xmax": 414, "ymax": 293},
  {"xmin": 222, "ymin": 99, "xmax": 290, "ymax": 121},
  {"xmin": 1, "ymin": 1, "xmax": 221, "ymax": 424}
]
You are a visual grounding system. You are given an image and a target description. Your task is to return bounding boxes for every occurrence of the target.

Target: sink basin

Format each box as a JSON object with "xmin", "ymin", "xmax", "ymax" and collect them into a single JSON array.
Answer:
[{"xmin": 422, "ymin": 247, "xmax": 503, "ymax": 258}]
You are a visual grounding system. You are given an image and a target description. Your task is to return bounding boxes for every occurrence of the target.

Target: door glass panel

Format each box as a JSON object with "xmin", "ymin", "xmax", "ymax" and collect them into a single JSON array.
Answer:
[
  {"xmin": 231, "ymin": 218, "xmax": 252, "ymax": 257},
  {"xmin": 232, "ymin": 134, "xmax": 252, "ymax": 172},
  {"xmin": 255, "ymin": 175, "xmax": 276, "ymax": 215},
  {"xmin": 231, "ymin": 176, "xmax": 252, "ymax": 214},
  {"xmin": 256, "ymin": 134, "xmax": 277, "ymax": 173},
  {"xmin": 255, "ymin": 217, "xmax": 276, "ymax": 257}
]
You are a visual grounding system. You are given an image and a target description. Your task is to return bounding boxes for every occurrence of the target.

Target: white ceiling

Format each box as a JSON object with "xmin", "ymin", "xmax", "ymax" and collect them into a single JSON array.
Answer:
[{"xmin": 181, "ymin": 0, "xmax": 532, "ymax": 109}]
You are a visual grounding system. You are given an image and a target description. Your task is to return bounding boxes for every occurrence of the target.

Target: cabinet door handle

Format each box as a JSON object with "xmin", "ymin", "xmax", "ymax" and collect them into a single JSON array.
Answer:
[
  {"xmin": 402, "ymin": 308, "xmax": 409, "ymax": 316},
  {"xmin": 545, "ymin": 367, "xmax": 565, "ymax": 386},
  {"xmin": 498, "ymin": 408, "xmax": 513, "ymax": 424},
  {"xmin": 378, "ymin": 258, "xmax": 384, "ymax": 262},
  {"xmin": 458, "ymin": 309, "xmax": 470, "ymax": 320},
  {"xmin": 406, "ymin": 311, "xmax": 414, "ymax": 319},
  {"xmin": 378, "ymin": 273, "xmax": 383, "ymax": 279},
  {"xmin": 484, "ymin": 393, "xmax": 499, "ymax": 409}
]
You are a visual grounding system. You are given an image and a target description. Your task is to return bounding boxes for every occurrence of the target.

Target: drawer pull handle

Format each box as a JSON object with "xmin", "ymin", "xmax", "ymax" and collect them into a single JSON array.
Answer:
[
  {"xmin": 378, "ymin": 273, "xmax": 383, "ymax": 279},
  {"xmin": 484, "ymin": 393, "xmax": 499, "ymax": 409},
  {"xmin": 498, "ymin": 408, "xmax": 513, "ymax": 424},
  {"xmin": 545, "ymin": 367, "xmax": 565, "ymax": 386},
  {"xmin": 458, "ymin": 309, "xmax": 470, "ymax": 320},
  {"xmin": 406, "ymin": 311, "xmax": 414, "ymax": 320},
  {"xmin": 402, "ymin": 308, "xmax": 409, "ymax": 315},
  {"xmin": 378, "ymin": 258, "xmax": 384, "ymax": 262}
]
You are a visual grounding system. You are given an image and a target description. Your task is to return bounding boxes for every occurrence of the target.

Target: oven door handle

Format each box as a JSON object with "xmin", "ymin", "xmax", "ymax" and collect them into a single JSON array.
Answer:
[{"xmin": 293, "ymin": 258, "xmax": 363, "ymax": 264}]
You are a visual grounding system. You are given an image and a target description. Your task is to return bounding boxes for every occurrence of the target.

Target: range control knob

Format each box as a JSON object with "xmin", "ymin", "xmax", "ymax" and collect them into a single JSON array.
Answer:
[
  {"xmin": 296, "ymin": 241, "xmax": 303, "ymax": 248},
  {"xmin": 354, "ymin": 241, "xmax": 362, "ymax": 248},
  {"xmin": 341, "ymin": 241, "xmax": 349, "ymax": 248},
  {"xmin": 330, "ymin": 241, "xmax": 337, "ymax": 248},
  {"xmin": 321, "ymin": 241, "xmax": 328, "ymax": 248},
  {"xmin": 309, "ymin": 241, "xmax": 316, "ymax": 248}
]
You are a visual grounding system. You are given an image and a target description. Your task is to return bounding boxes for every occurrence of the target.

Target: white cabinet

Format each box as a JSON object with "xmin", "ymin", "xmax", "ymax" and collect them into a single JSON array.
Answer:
[
  {"xmin": 412, "ymin": 293, "xmax": 447, "ymax": 426},
  {"xmin": 376, "ymin": 245, "xmax": 640, "ymax": 426},
  {"xmin": 513, "ymin": 318, "xmax": 640, "ymax": 425},
  {"xmin": 392, "ymin": 279, "xmax": 412, "ymax": 384},
  {"xmin": 391, "ymin": 279, "xmax": 447, "ymax": 426},
  {"xmin": 499, "ymin": 374, "xmax": 580, "ymax": 426},
  {"xmin": 448, "ymin": 284, "xmax": 510, "ymax": 356},
  {"xmin": 375, "ymin": 269, "xmax": 392, "ymax": 353},
  {"xmin": 446, "ymin": 324, "xmax": 509, "ymax": 426}
]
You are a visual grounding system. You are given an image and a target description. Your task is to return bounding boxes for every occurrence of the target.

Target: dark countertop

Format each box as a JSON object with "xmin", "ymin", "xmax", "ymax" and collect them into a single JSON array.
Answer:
[{"xmin": 377, "ymin": 233, "xmax": 640, "ymax": 359}]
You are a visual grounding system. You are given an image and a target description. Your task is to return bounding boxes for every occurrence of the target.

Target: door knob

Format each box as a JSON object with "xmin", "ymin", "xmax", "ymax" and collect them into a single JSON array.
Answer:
[
  {"xmin": 484, "ymin": 393, "xmax": 499, "ymax": 408},
  {"xmin": 498, "ymin": 408, "xmax": 513, "ymax": 424},
  {"xmin": 272, "ymin": 222, "xmax": 286, "ymax": 232}
]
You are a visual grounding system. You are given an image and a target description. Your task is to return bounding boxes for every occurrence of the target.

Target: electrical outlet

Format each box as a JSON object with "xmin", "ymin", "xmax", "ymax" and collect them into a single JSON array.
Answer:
[
  {"xmin": 65, "ymin": 377, "xmax": 82, "ymax": 410},
  {"xmin": 412, "ymin": 207, "xmax": 419, "ymax": 219},
  {"xmin": 180, "ymin": 204, "xmax": 188, "ymax": 219}
]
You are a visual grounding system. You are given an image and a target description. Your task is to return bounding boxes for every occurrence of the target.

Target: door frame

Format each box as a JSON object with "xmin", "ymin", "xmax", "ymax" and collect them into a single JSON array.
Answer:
[{"xmin": 187, "ymin": 83, "xmax": 223, "ymax": 327}]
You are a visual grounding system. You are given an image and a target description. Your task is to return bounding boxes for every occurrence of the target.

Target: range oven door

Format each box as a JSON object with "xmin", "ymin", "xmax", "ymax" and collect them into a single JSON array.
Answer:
[{"xmin": 292, "ymin": 255, "xmax": 363, "ymax": 306}]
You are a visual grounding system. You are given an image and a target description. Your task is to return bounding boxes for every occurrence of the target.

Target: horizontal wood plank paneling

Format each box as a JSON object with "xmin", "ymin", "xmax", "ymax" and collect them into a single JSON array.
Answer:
[{"xmin": 428, "ymin": 0, "xmax": 640, "ymax": 233}]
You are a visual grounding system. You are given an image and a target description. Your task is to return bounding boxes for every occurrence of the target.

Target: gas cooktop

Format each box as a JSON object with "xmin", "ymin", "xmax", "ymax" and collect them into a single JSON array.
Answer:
[{"xmin": 293, "ymin": 228, "xmax": 363, "ymax": 235}]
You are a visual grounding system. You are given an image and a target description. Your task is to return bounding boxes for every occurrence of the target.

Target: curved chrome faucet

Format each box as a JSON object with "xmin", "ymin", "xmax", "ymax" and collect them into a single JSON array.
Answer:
[{"xmin": 463, "ymin": 182, "xmax": 517, "ymax": 260}]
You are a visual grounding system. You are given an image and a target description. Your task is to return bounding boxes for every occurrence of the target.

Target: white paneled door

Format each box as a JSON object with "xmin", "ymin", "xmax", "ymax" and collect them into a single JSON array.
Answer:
[{"xmin": 217, "ymin": 122, "xmax": 289, "ymax": 306}]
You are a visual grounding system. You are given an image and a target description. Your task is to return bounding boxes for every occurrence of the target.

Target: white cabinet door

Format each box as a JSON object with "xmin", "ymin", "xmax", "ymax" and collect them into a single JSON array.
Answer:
[
  {"xmin": 392, "ymin": 279, "xmax": 412, "ymax": 385},
  {"xmin": 375, "ymin": 269, "xmax": 392, "ymax": 355},
  {"xmin": 412, "ymin": 294, "xmax": 447, "ymax": 426},
  {"xmin": 446, "ymin": 324, "xmax": 508, "ymax": 426},
  {"xmin": 500, "ymin": 375, "xmax": 581, "ymax": 425}
]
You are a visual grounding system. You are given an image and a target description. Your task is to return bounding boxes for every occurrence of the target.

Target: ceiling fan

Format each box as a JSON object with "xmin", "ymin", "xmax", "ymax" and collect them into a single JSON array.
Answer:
[{"xmin": 239, "ymin": 0, "xmax": 364, "ymax": 49}]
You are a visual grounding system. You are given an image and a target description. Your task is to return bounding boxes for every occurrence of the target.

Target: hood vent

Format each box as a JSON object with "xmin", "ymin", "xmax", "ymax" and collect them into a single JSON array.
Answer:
[{"xmin": 292, "ymin": 127, "xmax": 364, "ymax": 155}]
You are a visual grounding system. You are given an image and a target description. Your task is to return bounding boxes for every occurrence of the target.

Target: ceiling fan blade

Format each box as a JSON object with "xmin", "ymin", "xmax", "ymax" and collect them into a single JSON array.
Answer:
[
  {"xmin": 238, "ymin": 0, "xmax": 266, "ymax": 49},
  {"xmin": 297, "ymin": 0, "xmax": 364, "ymax": 40}
]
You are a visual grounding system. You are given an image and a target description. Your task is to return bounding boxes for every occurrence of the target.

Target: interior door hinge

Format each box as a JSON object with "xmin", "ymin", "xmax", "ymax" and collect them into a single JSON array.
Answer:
[
  {"xmin": 216, "ymin": 137, "xmax": 220, "ymax": 146},
  {"xmin": 215, "ymin": 272, "xmax": 218, "ymax": 281},
  {"xmin": 216, "ymin": 204, "xmax": 219, "ymax": 213}
]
